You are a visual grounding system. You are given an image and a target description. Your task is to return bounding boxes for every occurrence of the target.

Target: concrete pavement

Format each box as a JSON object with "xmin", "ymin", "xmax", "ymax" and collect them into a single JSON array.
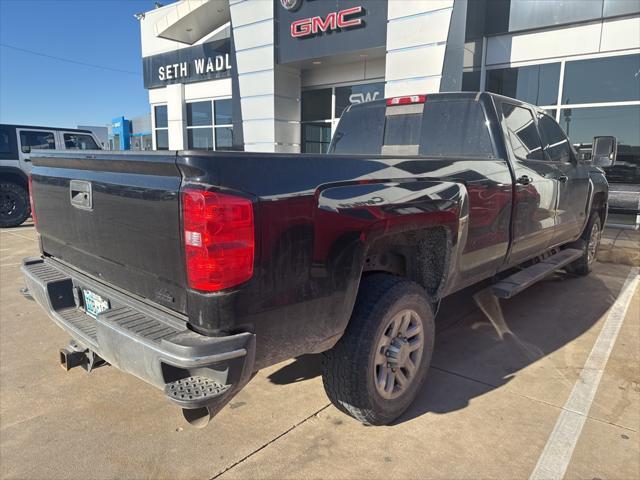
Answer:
[{"xmin": 1, "ymin": 224, "xmax": 638, "ymax": 479}]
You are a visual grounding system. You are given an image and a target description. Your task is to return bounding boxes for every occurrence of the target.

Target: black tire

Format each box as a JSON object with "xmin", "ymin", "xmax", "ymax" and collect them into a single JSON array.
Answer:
[
  {"xmin": 565, "ymin": 211, "xmax": 602, "ymax": 276},
  {"xmin": 322, "ymin": 274, "xmax": 435, "ymax": 425},
  {"xmin": 0, "ymin": 182, "xmax": 30, "ymax": 228}
]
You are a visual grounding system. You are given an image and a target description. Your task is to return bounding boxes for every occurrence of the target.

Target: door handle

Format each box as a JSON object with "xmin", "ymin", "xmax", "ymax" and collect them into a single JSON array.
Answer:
[
  {"xmin": 69, "ymin": 180, "xmax": 93, "ymax": 210},
  {"xmin": 558, "ymin": 175, "xmax": 568, "ymax": 183},
  {"xmin": 516, "ymin": 175, "xmax": 532, "ymax": 186}
]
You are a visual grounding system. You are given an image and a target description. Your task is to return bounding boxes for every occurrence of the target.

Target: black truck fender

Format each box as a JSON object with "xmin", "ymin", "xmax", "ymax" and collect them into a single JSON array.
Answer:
[{"xmin": 314, "ymin": 179, "xmax": 468, "ymax": 349}]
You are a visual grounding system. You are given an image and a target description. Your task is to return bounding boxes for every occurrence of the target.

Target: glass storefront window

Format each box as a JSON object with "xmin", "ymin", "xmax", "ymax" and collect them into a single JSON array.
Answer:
[
  {"xmin": 334, "ymin": 82, "xmax": 385, "ymax": 117},
  {"xmin": 301, "ymin": 82, "xmax": 385, "ymax": 153},
  {"xmin": 302, "ymin": 89, "xmax": 332, "ymax": 122},
  {"xmin": 214, "ymin": 99, "xmax": 233, "ymax": 125},
  {"xmin": 302, "ymin": 123, "xmax": 332, "ymax": 153},
  {"xmin": 462, "ymin": 71, "xmax": 481, "ymax": 92},
  {"xmin": 154, "ymin": 105, "xmax": 168, "ymax": 128},
  {"xmin": 215, "ymin": 127, "xmax": 233, "ymax": 151},
  {"xmin": 156, "ymin": 130, "xmax": 168, "ymax": 150},
  {"xmin": 486, "ymin": 63, "xmax": 560, "ymax": 106},
  {"xmin": 186, "ymin": 99, "xmax": 233, "ymax": 150},
  {"xmin": 187, "ymin": 101, "xmax": 213, "ymax": 126},
  {"xmin": 154, "ymin": 105, "xmax": 168, "ymax": 150},
  {"xmin": 562, "ymin": 54, "xmax": 640, "ymax": 104},
  {"xmin": 187, "ymin": 128, "xmax": 214, "ymax": 150},
  {"xmin": 559, "ymin": 105, "xmax": 640, "ymax": 183}
]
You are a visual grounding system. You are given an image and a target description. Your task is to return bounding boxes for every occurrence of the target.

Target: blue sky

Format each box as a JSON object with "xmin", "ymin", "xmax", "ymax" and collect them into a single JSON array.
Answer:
[{"xmin": 0, "ymin": 0, "xmax": 162, "ymax": 128}]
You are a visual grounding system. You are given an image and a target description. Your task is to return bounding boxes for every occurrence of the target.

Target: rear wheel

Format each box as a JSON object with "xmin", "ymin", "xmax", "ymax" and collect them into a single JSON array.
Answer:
[
  {"xmin": 0, "ymin": 182, "xmax": 30, "ymax": 228},
  {"xmin": 322, "ymin": 274, "xmax": 435, "ymax": 425},
  {"xmin": 566, "ymin": 212, "xmax": 602, "ymax": 276}
]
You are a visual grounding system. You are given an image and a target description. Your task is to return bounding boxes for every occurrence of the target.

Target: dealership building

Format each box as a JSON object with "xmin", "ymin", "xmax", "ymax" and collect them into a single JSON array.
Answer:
[{"xmin": 138, "ymin": 0, "xmax": 640, "ymax": 156}]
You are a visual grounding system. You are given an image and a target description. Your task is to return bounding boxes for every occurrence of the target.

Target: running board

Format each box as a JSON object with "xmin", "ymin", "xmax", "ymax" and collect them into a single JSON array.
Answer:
[{"xmin": 491, "ymin": 248, "xmax": 583, "ymax": 299}]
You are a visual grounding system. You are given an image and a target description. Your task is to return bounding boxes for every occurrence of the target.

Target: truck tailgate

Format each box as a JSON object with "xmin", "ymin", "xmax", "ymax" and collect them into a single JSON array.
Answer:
[{"xmin": 30, "ymin": 151, "xmax": 188, "ymax": 314}]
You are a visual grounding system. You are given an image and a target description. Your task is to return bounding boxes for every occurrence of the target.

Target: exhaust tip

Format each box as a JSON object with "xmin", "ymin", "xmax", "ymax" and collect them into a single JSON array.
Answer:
[{"xmin": 182, "ymin": 407, "xmax": 212, "ymax": 428}]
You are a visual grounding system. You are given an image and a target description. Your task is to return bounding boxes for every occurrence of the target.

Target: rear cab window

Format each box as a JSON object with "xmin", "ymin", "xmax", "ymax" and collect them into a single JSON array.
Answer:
[{"xmin": 329, "ymin": 96, "xmax": 495, "ymax": 158}]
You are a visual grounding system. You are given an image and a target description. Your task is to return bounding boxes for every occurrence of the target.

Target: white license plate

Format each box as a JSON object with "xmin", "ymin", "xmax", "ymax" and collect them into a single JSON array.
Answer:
[{"xmin": 82, "ymin": 289, "xmax": 110, "ymax": 318}]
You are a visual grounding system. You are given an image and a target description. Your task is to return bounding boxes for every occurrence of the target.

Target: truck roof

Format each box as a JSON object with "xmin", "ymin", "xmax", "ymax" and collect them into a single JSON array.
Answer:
[{"xmin": 353, "ymin": 91, "xmax": 543, "ymax": 112}]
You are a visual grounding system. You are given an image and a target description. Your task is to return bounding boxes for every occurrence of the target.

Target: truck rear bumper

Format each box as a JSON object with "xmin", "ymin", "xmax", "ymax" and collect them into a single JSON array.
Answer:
[{"xmin": 21, "ymin": 257, "xmax": 256, "ymax": 414}]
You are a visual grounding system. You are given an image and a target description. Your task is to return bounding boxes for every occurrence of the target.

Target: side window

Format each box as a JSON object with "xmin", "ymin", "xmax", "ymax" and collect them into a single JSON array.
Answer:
[
  {"xmin": 19, "ymin": 130, "xmax": 55, "ymax": 150},
  {"xmin": 501, "ymin": 104, "xmax": 545, "ymax": 161},
  {"xmin": 0, "ymin": 127, "xmax": 11, "ymax": 154},
  {"xmin": 64, "ymin": 133, "xmax": 99, "ymax": 150},
  {"xmin": 537, "ymin": 113, "xmax": 572, "ymax": 162}
]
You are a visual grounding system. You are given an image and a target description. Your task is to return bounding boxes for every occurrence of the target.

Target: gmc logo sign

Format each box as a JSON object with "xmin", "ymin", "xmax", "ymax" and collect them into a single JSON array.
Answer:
[{"xmin": 291, "ymin": 6, "xmax": 364, "ymax": 38}]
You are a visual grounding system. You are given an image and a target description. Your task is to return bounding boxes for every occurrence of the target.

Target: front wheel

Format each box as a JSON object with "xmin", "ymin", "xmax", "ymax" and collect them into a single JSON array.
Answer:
[
  {"xmin": 322, "ymin": 274, "xmax": 435, "ymax": 425},
  {"xmin": 0, "ymin": 182, "xmax": 30, "ymax": 228},
  {"xmin": 566, "ymin": 212, "xmax": 602, "ymax": 276}
]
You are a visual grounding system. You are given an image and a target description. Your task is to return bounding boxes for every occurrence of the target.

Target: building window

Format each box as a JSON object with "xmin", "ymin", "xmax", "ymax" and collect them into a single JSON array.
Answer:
[
  {"xmin": 462, "ymin": 71, "xmax": 481, "ymax": 92},
  {"xmin": 486, "ymin": 63, "xmax": 560, "ymax": 106},
  {"xmin": 559, "ymin": 105, "xmax": 640, "ymax": 183},
  {"xmin": 334, "ymin": 82, "xmax": 384, "ymax": 117},
  {"xmin": 186, "ymin": 99, "xmax": 233, "ymax": 150},
  {"xmin": 562, "ymin": 54, "xmax": 640, "ymax": 105},
  {"xmin": 301, "ymin": 88, "xmax": 332, "ymax": 153},
  {"xmin": 301, "ymin": 82, "xmax": 384, "ymax": 153},
  {"xmin": 154, "ymin": 105, "xmax": 168, "ymax": 150}
]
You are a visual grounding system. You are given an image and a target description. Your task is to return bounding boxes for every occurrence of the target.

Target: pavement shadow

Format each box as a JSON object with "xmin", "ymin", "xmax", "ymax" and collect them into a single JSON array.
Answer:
[
  {"xmin": 267, "ymin": 354, "xmax": 323, "ymax": 385},
  {"xmin": 394, "ymin": 267, "xmax": 626, "ymax": 425}
]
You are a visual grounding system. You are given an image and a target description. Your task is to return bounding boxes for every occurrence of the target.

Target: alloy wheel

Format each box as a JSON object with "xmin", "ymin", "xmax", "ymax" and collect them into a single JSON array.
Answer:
[{"xmin": 374, "ymin": 309, "xmax": 424, "ymax": 400}]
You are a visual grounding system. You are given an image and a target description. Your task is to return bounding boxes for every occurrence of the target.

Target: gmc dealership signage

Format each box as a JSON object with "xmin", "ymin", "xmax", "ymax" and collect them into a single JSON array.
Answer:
[
  {"xmin": 290, "ymin": 6, "xmax": 364, "ymax": 38},
  {"xmin": 142, "ymin": 38, "xmax": 232, "ymax": 89},
  {"xmin": 276, "ymin": 0, "xmax": 387, "ymax": 64}
]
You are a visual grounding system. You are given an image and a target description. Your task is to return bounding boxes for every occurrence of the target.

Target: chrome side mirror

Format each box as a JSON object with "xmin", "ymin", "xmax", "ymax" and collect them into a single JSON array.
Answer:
[{"xmin": 592, "ymin": 136, "xmax": 617, "ymax": 167}]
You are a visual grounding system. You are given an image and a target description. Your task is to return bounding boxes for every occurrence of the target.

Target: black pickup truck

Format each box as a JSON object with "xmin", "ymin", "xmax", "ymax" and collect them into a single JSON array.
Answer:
[{"xmin": 23, "ymin": 92, "xmax": 612, "ymax": 427}]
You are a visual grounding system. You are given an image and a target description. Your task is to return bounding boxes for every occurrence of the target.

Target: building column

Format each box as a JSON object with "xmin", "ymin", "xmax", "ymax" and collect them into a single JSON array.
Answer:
[
  {"xmin": 230, "ymin": 0, "xmax": 300, "ymax": 152},
  {"xmin": 166, "ymin": 83, "xmax": 186, "ymax": 150},
  {"xmin": 384, "ymin": 0, "xmax": 455, "ymax": 97}
]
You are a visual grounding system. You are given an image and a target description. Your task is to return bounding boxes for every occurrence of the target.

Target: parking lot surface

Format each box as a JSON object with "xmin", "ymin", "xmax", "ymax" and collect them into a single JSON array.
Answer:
[{"xmin": 1, "ymin": 224, "xmax": 638, "ymax": 480}]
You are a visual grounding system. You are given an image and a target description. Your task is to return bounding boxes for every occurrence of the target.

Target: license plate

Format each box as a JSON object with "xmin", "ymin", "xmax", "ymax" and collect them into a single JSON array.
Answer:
[{"xmin": 82, "ymin": 289, "xmax": 110, "ymax": 318}]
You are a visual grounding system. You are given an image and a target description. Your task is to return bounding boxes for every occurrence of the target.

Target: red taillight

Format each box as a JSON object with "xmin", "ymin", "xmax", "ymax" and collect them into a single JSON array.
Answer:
[
  {"xmin": 182, "ymin": 188, "xmax": 255, "ymax": 292},
  {"xmin": 386, "ymin": 95, "xmax": 427, "ymax": 106},
  {"xmin": 28, "ymin": 175, "xmax": 37, "ymax": 228}
]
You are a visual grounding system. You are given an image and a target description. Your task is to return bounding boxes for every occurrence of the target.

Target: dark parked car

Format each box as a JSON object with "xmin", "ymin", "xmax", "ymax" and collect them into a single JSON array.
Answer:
[{"xmin": 22, "ymin": 92, "xmax": 611, "ymax": 427}]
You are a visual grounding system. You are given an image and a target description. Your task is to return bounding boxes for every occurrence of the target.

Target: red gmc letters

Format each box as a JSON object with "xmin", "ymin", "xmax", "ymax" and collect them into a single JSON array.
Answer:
[{"xmin": 290, "ymin": 6, "xmax": 364, "ymax": 38}]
